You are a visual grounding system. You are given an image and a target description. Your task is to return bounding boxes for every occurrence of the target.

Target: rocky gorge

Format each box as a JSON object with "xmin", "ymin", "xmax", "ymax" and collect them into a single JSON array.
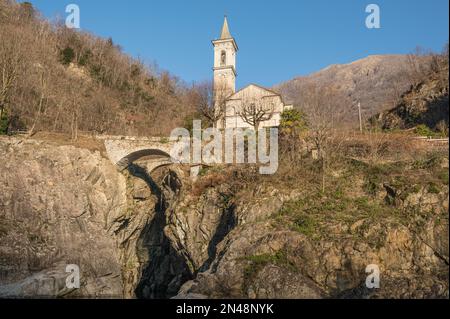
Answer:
[{"xmin": 0, "ymin": 136, "xmax": 448, "ymax": 299}]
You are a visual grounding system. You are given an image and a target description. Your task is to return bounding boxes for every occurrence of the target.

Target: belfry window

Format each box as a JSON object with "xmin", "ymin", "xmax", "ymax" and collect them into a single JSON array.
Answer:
[{"xmin": 220, "ymin": 51, "xmax": 226, "ymax": 66}]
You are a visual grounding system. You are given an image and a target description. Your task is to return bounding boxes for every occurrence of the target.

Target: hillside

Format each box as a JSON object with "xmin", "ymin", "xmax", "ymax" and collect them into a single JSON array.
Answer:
[
  {"xmin": 370, "ymin": 51, "xmax": 449, "ymax": 133},
  {"xmin": 0, "ymin": 0, "xmax": 196, "ymax": 137},
  {"xmin": 275, "ymin": 55, "xmax": 420, "ymax": 126}
]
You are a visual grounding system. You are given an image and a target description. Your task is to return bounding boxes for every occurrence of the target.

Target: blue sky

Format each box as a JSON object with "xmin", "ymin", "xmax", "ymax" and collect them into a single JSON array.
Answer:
[{"xmin": 28, "ymin": 0, "xmax": 449, "ymax": 88}]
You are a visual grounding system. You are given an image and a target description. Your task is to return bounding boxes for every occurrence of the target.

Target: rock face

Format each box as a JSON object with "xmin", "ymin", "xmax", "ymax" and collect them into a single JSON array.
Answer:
[
  {"xmin": 0, "ymin": 137, "xmax": 126, "ymax": 297},
  {"xmin": 370, "ymin": 54, "xmax": 449, "ymax": 131},
  {"xmin": 175, "ymin": 186, "xmax": 449, "ymax": 299},
  {"xmin": 0, "ymin": 136, "xmax": 448, "ymax": 299},
  {"xmin": 0, "ymin": 137, "xmax": 190, "ymax": 298}
]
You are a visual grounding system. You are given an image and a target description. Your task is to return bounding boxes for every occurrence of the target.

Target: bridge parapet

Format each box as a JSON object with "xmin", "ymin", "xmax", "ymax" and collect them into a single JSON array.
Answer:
[{"xmin": 96, "ymin": 135, "xmax": 169, "ymax": 143}]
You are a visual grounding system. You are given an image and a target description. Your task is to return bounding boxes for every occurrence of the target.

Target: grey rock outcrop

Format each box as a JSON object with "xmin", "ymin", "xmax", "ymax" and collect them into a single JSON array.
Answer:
[{"xmin": 0, "ymin": 137, "xmax": 126, "ymax": 298}]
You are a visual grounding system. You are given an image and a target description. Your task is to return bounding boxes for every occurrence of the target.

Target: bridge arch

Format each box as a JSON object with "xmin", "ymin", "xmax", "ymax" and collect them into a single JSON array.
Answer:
[
  {"xmin": 116, "ymin": 148, "xmax": 173, "ymax": 172},
  {"xmin": 101, "ymin": 137, "xmax": 199, "ymax": 178}
]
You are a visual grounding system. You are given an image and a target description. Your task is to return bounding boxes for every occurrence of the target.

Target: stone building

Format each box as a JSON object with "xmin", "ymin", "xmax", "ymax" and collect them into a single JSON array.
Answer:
[{"xmin": 212, "ymin": 17, "xmax": 292, "ymax": 129}]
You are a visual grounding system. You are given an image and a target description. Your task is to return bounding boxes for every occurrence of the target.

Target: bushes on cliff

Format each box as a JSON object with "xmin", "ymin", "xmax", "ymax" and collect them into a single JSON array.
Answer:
[{"xmin": 0, "ymin": 110, "xmax": 8, "ymax": 135}]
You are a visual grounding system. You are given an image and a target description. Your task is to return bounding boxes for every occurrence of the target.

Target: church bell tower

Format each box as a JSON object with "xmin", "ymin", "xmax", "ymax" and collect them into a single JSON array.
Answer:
[{"xmin": 212, "ymin": 16, "xmax": 238, "ymax": 97}]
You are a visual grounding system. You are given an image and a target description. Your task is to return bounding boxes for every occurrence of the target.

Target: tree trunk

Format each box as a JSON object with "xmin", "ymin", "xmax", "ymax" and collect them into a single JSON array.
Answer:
[
  {"xmin": 71, "ymin": 110, "xmax": 78, "ymax": 141},
  {"xmin": 320, "ymin": 147, "xmax": 327, "ymax": 193},
  {"xmin": 52, "ymin": 101, "xmax": 64, "ymax": 132},
  {"xmin": 254, "ymin": 122, "xmax": 260, "ymax": 163},
  {"xmin": 28, "ymin": 95, "xmax": 45, "ymax": 138},
  {"xmin": 322, "ymin": 156, "xmax": 326, "ymax": 193}
]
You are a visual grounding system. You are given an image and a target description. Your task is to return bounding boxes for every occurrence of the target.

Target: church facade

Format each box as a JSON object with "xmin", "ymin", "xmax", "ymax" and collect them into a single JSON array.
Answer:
[{"xmin": 212, "ymin": 17, "xmax": 292, "ymax": 129}]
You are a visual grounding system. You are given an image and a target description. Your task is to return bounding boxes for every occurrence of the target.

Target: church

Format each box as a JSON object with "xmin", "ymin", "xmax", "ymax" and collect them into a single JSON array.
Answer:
[{"xmin": 212, "ymin": 17, "xmax": 292, "ymax": 129}]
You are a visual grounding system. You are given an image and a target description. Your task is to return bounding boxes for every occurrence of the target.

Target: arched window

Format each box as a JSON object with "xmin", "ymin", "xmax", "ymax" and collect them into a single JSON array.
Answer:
[{"xmin": 220, "ymin": 51, "xmax": 226, "ymax": 66}]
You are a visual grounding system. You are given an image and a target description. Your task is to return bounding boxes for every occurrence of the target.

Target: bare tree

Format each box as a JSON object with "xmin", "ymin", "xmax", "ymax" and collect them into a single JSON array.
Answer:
[
  {"xmin": 192, "ymin": 81, "xmax": 229, "ymax": 128},
  {"xmin": 238, "ymin": 93, "xmax": 275, "ymax": 131},
  {"xmin": 299, "ymin": 84, "xmax": 351, "ymax": 192},
  {"xmin": 405, "ymin": 46, "xmax": 444, "ymax": 84},
  {"xmin": 0, "ymin": 25, "xmax": 24, "ymax": 133},
  {"xmin": 301, "ymin": 85, "xmax": 342, "ymax": 155},
  {"xmin": 68, "ymin": 81, "xmax": 85, "ymax": 141},
  {"xmin": 28, "ymin": 65, "xmax": 48, "ymax": 137},
  {"xmin": 406, "ymin": 46, "xmax": 426, "ymax": 84}
]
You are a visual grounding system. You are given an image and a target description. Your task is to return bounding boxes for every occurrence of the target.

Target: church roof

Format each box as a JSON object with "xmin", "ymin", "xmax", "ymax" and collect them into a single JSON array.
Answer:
[
  {"xmin": 220, "ymin": 16, "xmax": 232, "ymax": 39},
  {"xmin": 227, "ymin": 84, "xmax": 282, "ymax": 100},
  {"xmin": 225, "ymin": 84, "xmax": 291, "ymax": 106}
]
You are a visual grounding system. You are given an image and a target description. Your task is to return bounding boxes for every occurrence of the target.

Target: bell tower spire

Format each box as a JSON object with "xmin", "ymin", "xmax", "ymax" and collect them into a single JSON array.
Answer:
[
  {"xmin": 220, "ymin": 16, "xmax": 232, "ymax": 39},
  {"xmin": 212, "ymin": 16, "xmax": 238, "ymax": 96}
]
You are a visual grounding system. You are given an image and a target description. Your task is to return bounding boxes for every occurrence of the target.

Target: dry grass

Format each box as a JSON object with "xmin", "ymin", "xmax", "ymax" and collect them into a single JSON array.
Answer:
[{"xmin": 29, "ymin": 131, "xmax": 106, "ymax": 155}]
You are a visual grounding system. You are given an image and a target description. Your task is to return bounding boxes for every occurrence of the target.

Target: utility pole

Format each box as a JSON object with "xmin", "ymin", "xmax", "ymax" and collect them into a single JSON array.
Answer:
[{"xmin": 358, "ymin": 101, "xmax": 363, "ymax": 133}]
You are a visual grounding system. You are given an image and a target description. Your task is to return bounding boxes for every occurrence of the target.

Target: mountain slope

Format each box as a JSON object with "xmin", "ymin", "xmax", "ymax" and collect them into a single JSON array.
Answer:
[
  {"xmin": 275, "ymin": 55, "xmax": 417, "ymax": 125},
  {"xmin": 370, "ymin": 53, "xmax": 449, "ymax": 132}
]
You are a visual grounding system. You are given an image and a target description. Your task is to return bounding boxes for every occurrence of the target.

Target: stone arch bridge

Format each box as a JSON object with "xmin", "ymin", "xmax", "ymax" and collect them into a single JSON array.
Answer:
[{"xmin": 97, "ymin": 135, "xmax": 181, "ymax": 173}]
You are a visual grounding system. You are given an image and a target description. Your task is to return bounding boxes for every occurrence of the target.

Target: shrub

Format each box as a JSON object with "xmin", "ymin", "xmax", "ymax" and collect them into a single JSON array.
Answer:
[
  {"xmin": 78, "ymin": 49, "xmax": 92, "ymax": 66},
  {"xmin": 292, "ymin": 215, "xmax": 316, "ymax": 237},
  {"xmin": 60, "ymin": 47, "xmax": 75, "ymax": 66},
  {"xmin": 280, "ymin": 108, "xmax": 307, "ymax": 135},
  {"xmin": 415, "ymin": 124, "xmax": 436, "ymax": 138},
  {"xmin": 436, "ymin": 120, "xmax": 449, "ymax": 137},
  {"xmin": 0, "ymin": 110, "xmax": 9, "ymax": 135},
  {"xmin": 427, "ymin": 182, "xmax": 441, "ymax": 194},
  {"xmin": 438, "ymin": 170, "xmax": 449, "ymax": 185},
  {"xmin": 412, "ymin": 152, "xmax": 442, "ymax": 169},
  {"xmin": 363, "ymin": 179, "xmax": 379, "ymax": 196}
]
